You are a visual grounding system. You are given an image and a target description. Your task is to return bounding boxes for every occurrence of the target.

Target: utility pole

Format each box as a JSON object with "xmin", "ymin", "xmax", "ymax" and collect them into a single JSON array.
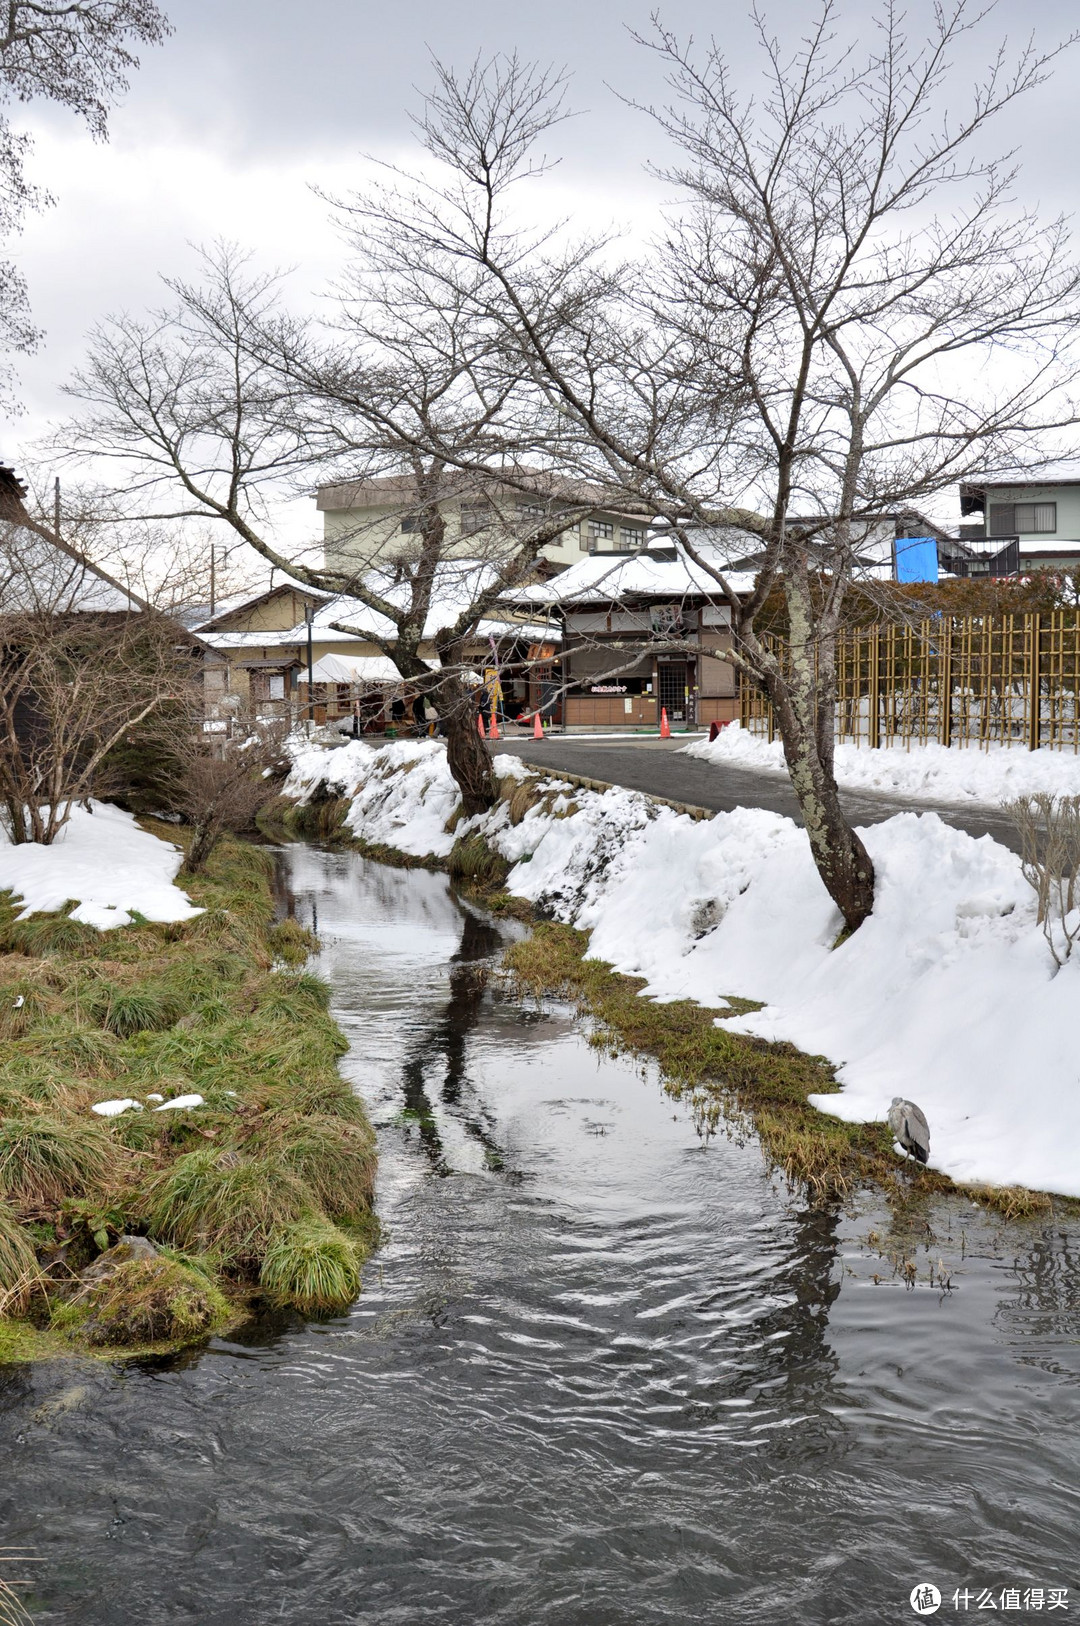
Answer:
[{"xmin": 305, "ymin": 602, "xmax": 315, "ymax": 734}]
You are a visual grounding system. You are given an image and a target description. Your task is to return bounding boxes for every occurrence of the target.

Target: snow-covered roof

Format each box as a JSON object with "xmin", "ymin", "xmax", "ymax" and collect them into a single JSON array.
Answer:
[
  {"xmin": 509, "ymin": 534, "xmax": 760, "ymax": 608},
  {"xmin": 191, "ymin": 572, "xmax": 328, "ymax": 631},
  {"xmin": 200, "ymin": 559, "xmax": 556, "ymax": 651},
  {"xmin": 298, "ymin": 653, "xmax": 421, "ymax": 684},
  {"xmin": 962, "ymin": 464, "xmax": 1080, "ymax": 492}
]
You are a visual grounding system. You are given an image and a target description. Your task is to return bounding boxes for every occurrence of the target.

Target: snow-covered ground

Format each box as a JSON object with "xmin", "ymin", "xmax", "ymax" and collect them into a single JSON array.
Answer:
[
  {"xmin": 0, "ymin": 802, "xmax": 202, "ymax": 930},
  {"xmin": 684, "ymin": 722, "xmax": 1080, "ymax": 806},
  {"xmin": 285, "ymin": 739, "xmax": 1080, "ymax": 1198}
]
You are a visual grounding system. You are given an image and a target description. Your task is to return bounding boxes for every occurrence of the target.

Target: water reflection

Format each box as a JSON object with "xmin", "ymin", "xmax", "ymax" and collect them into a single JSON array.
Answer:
[{"xmin": 399, "ymin": 904, "xmax": 506, "ymax": 1173}]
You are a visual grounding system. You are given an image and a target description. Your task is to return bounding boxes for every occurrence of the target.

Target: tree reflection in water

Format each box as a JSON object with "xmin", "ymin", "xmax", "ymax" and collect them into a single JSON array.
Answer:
[{"xmin": 399, "ymin": 900, "xmax": 507, "ymax": 1174}]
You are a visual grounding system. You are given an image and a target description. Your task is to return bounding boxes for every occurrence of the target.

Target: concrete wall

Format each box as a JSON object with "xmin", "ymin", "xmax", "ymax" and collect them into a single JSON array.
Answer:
[{"xmin": 321, "ymin": 497, "xmax": 646, "ymax": 573}]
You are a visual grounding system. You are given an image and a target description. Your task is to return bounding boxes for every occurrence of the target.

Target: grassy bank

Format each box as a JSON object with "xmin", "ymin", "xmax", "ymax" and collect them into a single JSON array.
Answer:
[
  {"xmin": 0, "ymin": 826, "xmax": 377, "ymax": 1362},
  {"xmin": 503, "ymin": 924, "xmax": 1067, "ymax": 1221}
]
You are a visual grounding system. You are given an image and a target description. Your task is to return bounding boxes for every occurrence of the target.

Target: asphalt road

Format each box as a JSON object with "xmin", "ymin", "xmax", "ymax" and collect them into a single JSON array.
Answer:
[{"xmin": 490, "ymin": 733, "xmax": 1024, "ymax": 854}]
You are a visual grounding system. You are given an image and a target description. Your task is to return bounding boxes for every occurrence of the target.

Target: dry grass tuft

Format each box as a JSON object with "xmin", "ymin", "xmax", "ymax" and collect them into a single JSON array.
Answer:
[
  {"xmin": 143, "ymin": 1149, "xmax": 314, "ymax": 1268},
  {"xmin": 0, "ymin": 1202, "xmax": 39, "ymax": 1314},
  {"xmin": 0, "ymin": 1114, "xmax": 117, "ymax": 1211}
]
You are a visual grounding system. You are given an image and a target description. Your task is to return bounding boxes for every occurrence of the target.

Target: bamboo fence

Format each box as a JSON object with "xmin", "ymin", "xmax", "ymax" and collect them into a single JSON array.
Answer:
[{"xmin": 740, "ymin": 613, "xmax": 1080, "ymax": 751}]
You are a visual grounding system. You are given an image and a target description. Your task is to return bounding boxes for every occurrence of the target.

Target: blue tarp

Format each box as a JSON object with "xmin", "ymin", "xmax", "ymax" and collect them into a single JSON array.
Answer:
[{"xmin": 894, "ymin": 537, "xmax": 939, "ymax": 583}]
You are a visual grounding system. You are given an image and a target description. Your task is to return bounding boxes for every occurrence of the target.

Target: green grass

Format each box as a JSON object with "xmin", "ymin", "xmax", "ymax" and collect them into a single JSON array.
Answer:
[
  {"xmin": 259, "ymin": 1218, "xmax": 363, "ymax": 1312},
  {"xmin": 0, "ymin": 1114, "xmax": 118, "ymax": 1210},
  {"xmin": 144, "ymin": 1148, "xmax": 315, "ymax": 1267},
  {"xmin": 0, "ymin": 828, "xmax": 377, "ymax": 1358},
  {"xmin": 0, "ymin": 1200, "xmax": 38, "ymax": 1312},
  {"xmin": 257, "ymin": 1112, "xmax": 377, "ymax": 1220}
]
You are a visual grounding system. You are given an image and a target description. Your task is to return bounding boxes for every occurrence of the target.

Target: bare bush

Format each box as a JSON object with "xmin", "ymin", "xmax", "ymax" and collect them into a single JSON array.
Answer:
[
  {"xmin": 1004, "ymin": 794, "xmax": 1080, "ymax": 967},
  {"xmin": 170, "ymin": 710, "xmax": 290, "ymax": 874}
]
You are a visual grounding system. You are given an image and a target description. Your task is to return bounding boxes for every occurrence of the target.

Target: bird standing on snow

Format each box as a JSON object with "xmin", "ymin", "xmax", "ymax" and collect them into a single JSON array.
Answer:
[{"xmin": 889, "ymin": 1097, "xmax": 930, "ymax": 1164}]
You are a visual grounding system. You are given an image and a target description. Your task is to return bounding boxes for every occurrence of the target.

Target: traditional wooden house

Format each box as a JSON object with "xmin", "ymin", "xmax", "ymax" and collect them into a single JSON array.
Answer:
[
  {"xmin": 193, "ymin": 567, "xmax": 558, "ymax": 730},
  {"xmin": 508, "ymin": 536, "xmax": 758, "ymax": 730}
]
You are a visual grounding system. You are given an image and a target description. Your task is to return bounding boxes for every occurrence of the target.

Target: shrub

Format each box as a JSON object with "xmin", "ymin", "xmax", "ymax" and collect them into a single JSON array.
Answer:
[
  {"xmin": 0, "ymin": 1114, "xmax": 116, "ymax": 1210},
  {"xmin": 68, "ymin": 1255, "xmax": 229, "ymax": 1348},
  {"xmin": 144, "ymin": 1148, "xmax": 313, "ymax": 1268},
  {"xmin": 1004, "ymin": 792, "xmax": 1080, "ymax": 967},
  {"xmin": 259, "ymin": 1218, "xmax": 362, "ymax": 1312}
]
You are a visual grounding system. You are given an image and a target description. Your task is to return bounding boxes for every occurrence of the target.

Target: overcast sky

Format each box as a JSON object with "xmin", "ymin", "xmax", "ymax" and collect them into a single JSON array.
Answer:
[{"xmin": 7, "ymin": 0, "xmax": 1080, "ymax": 543}]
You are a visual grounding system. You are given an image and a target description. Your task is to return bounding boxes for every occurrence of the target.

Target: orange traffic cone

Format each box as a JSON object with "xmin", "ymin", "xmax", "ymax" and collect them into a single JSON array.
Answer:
[
  {"xmin": 489, "ymin": 713, "xmax": 500, "ymax": 740},
  {"xmin": 659, "ymin": 707, "xmax": 671, "ymax": 738},
  {"xmin": 533, "ymin": 711, "xmax": 544, "ymax": 739},
  {"xmin": 477, "ymin": 714, "xmax": 486, "ymax": 738}
]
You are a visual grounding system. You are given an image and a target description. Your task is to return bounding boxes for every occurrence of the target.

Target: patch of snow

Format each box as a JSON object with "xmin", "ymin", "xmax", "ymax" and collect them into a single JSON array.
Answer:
[
  {"xmin": 284, "ymin": 739, "xmax": 462, "ymax": 858},
  {"xmin": 683, "ymin": 721, "xmax": 1080, "ymax": 807},
  {"xmin": 91, "ymin": 1099, "xmax": 142, "ymax": 1117},
  {"xmin": 0, "ymin": 802, "xmax": 202, "ymax": 930},
  {"xmin": 152, "ymin": 1093, "xmax": 205, "ymax": 1112}
]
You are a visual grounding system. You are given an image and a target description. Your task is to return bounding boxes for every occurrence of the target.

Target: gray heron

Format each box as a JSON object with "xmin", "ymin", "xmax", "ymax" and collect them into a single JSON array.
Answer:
[{"xmin": 888, "ymin": 1097, "xmax": 930, "ymax": 1164}]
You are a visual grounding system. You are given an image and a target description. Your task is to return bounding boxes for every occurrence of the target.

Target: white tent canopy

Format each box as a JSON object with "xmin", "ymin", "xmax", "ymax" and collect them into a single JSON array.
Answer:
[{"xmin": 298, "ymin": 653, "xmax": 410, "ymax": 685}]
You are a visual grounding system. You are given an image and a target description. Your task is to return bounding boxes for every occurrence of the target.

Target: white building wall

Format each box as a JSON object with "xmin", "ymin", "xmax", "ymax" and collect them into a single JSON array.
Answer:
[{"xmin": 982, "ymin": 484, "xmax": 1080, "ymax": 541}]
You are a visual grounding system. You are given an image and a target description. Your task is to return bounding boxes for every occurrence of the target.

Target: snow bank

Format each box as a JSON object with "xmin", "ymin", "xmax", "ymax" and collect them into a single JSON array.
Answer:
[
  {"xmin": 0, "ymin": 802, "xmax": 202, "ymax": 930},
  {"xmin": 288, "ymin": 738, "xmax": 1080, "ymax": 1197},
  {"xmin": 684, "ymin": 721, "xmax": 1080, "ymax": 806}
]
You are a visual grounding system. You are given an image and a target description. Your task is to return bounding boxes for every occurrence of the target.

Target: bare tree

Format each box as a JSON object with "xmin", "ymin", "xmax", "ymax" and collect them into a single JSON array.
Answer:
[
  {"xmin": 348, "ymin": 12, "xmax": 1080, "ymax": 929},
  {"xmin": 58, "ymin": 4, "xmax": 1080, "ymax": 891},
  {"xmin": 0, "ymin": 0, "xmax": 171, "ymax": 404},
  {"xmin": 1004, "ymin": 793, "xmax": 1080, "ymax": 969},
  {"xmin": 59, "ymin": 249, "xmax": 593, "ymax": 813},
  {"xmin": 0, "ymin": 518, "xmax": 190, "ymax": 843},
  {"xmin": 171, "ymin": 706, "xmax": 289, "ymax": 874}
]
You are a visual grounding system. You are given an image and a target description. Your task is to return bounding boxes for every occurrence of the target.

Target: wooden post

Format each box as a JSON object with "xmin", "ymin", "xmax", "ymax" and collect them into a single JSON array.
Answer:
[
  {"xmin": 938, "ymin": 618, "xmax": 953, "ymax": 748},
  {"xmin": 868, "ymin": 627, "xmax": 881, "ymax": 749},
  {"xmin": 1026, "ymin": 613, "xmax": 1041, "ymax": 752}
]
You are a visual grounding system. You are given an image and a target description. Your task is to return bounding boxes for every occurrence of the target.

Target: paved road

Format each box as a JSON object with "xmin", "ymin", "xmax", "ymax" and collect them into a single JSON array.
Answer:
[{"xmin": 490, "ymin": 734, "xmax": 1024, "ymax": 853}]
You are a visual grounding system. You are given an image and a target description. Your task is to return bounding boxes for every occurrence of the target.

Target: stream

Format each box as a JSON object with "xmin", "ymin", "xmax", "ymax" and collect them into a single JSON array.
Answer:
[{"xmin": 1, "ymin": 843, "xmax": 1079, "ymax": 1624}]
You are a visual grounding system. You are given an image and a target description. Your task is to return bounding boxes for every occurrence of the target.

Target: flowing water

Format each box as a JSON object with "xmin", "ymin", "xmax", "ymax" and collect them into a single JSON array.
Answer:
[{"xmin": 2, "ymin": 845, "xmax": 1079, "ymax": 1625}]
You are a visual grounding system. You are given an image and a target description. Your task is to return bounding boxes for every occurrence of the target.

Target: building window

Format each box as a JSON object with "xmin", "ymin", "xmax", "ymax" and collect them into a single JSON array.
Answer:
[
  {"xmin": 621, "ymin": 527, "xmax": 646, "ymax": 550},
  {"xmin": 1018, "ymin": 502, "xmax": 1056, "ymax": 534},
  {"xmin": 588, "ymin": 520, "xmax": 614, "ymax": 552},
  {"xmin": 400, "ymin": 514, "xmax": 422, "ymax": 533},
  {"xmin": 517, "ymin": 501, "xmax": 545, "ymax": 519},
  {"xmin": 460, "ymin": 501, "xmax": 494, "ymax": 536},
  {"xmin": 989, "ymin": 501, "xmax": 1056, "ymax": 536}
]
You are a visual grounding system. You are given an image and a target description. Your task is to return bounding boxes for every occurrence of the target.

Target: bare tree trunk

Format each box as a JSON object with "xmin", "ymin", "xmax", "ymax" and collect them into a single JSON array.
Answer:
[
  {"xmin": 182, "ymin": 815, "xmax": 219, "ymax": 875},
  {"xmin": 770, "ymin": 575, "xmax": 875, "ymax": 932},
  {"xmin": 438, "ymin": 671, "xmax": 496, "ymax": 816}
]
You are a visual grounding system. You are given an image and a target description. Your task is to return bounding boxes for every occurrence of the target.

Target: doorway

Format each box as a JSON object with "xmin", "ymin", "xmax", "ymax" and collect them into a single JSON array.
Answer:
[{"xmin": 657, "ymin": 661, "xmax": 688, "ymax": 723}]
